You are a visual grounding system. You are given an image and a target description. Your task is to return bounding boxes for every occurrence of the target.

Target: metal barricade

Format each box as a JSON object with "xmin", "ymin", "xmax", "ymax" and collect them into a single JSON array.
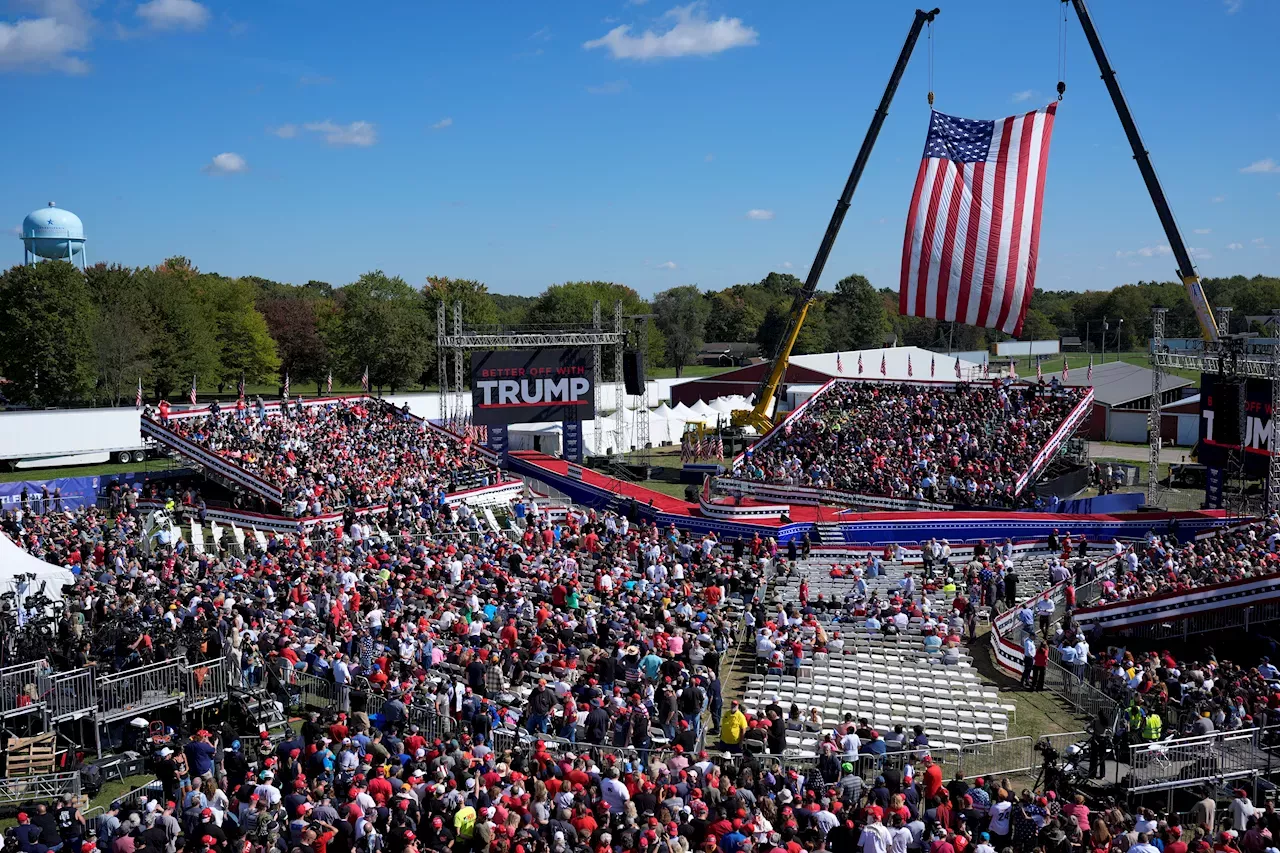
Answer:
[
  {"xmin": 185, "ymin": 656, "xmax": 228, "ymax": 710},
  {"xmin": 0, "ymin": 660, "xmax": 50, "ymax": 719},
  {"xmin": 40, "ymin": 667, "xmax": 97, "ymax": 722},
  {"xmin": 95, "ymin": 659, "xmax": 187, "ymax": 724},
  {"xmin": 277, "ymin": 668, "xmax": 336, "ymax": 711},
  {"xmin": 1128, "ymin": 728, "xmax": 1271, "ymax": 793},
  {"xmin": 112, "ymin": 779, "xmax": 165, "ymax": 812},
  {"xmin": 0, "ymin": 771, "xmax": 81, "ymax": 807},
  {"xmin": 956, "ymin": 736, "xmax": 1036, "ymax": 781},
  {"xmin": 1043, "ymin": 657, "xmax": 1119, "ymax": 726}
]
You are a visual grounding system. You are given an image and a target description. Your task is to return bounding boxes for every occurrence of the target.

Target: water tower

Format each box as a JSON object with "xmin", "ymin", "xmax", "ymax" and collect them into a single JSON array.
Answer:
[{"xmin": 21, "ymin": 202, "xmax": 87, "ymax": 270}]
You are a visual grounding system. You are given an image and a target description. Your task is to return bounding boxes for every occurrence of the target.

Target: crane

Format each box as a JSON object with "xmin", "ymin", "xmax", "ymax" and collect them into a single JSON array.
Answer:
[
  {"xmin": 1066, "ymin": 0, "xmax": 1219, "ymax": 342},
  {"xmin": 731, "ymin": 8, "xmax": 940, "ymax": 433}
]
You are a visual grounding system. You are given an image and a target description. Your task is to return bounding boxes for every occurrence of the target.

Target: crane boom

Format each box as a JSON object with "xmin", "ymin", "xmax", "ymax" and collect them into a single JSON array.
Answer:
[
  {"xmin": 1068, "ymin": 0, "xmax": 1220, "ymax": 342},
  {"xmin": 732, "ymin": 7, "xmax": 940, "ymax": 433}
]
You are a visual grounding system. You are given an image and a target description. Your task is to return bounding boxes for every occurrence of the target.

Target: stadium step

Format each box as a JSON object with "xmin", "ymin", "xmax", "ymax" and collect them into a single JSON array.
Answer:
[{"xmin": 812, "ymin": 522, "xmax": 846, "ymax": 544}]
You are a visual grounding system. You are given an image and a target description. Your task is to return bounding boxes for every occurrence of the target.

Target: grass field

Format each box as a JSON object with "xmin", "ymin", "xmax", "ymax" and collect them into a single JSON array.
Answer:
[
  {"xmin": 1016, "ymin": 350, "xmax": 1201, "ymax": 383},
  {"xmin": 0, "ymin": 458, "xmax": 175, "ymax": 484}
]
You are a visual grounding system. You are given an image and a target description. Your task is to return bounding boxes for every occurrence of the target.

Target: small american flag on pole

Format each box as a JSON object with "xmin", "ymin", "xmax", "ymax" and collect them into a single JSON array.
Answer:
[
  {"xmin": 1087, "ymin": 357, "xmax": 1093, "ymax": 382},
  {"xmin": 361, "ymin": 365, "xmax": 370, "ymax": 393},
  {"xmin": 857, "ymin": 353, "xmax": 863, "ymax": 375},
  {"xmin": 283, "ymin": 371, "xmax": 290, "ymax": 398},
  {"xmin": 189, "ymin": 374, "xmax": 197, "ymax": 406},
  {"xmin": 1036, "ymin": 361, "xmax": 1043, "ymax": 381},
  {"xmin": 880, "ymin": 354, "xmax": 886, "ymax": 376},
  {"xmin": 327, "ymin": 371, "xmax": 333, "ymax": 394},
  {"xmin": 907, "ymin": 354, "xmax": 913, "ymax": 377},
  {"xmin": 899, "ymin": 104, "xmax": 1057, "ymax": 336},
  {"xmin": 837, "ymin": 353, "xmax": 844, "ymax": 374},
  {"xmin": 930, "ymin": 355, "xmax": 935, "ymax": 377},
  {"xmin": 136, "ymin": 378, "xmax": 142, "ymax": 409},
  {"xmin": 954, "ymin": 358, "xmax": 961, "ymax": 380},
  {"xmin": 1061, "ymin": 358, "xmax": 1069, "ymax": 382}
]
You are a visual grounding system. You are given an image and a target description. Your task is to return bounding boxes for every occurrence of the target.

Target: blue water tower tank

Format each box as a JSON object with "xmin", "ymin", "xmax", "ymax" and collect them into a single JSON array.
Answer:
[{"xmin": 22, "ymin": 202, "xmax": 86, "ymax": 266}]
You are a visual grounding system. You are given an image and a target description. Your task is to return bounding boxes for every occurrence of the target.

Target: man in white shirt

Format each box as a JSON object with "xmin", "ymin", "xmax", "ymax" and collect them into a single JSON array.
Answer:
[
  {"xmin": 859, "ymin": 814, "xmax": 892, "ymax": 853},
  {"xmin": 600, "ymin": 768, "xmax": 630, "ymax": 814}
]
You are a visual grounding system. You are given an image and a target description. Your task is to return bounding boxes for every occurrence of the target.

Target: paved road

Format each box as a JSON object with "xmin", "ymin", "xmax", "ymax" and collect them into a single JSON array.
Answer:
[{"xmin": 1088, "ymin": 442, "xmax": 1191, "ymax": 465}]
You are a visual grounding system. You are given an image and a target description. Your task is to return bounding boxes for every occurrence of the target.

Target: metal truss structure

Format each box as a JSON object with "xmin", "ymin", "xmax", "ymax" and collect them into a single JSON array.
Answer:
[
  {"xmin": 436, "ymin": 302, "xmax": 626, "ymax": 454},
  {"xmin": 1149, "ymin": 306, "xmax": 1280, "ymax": 513}
]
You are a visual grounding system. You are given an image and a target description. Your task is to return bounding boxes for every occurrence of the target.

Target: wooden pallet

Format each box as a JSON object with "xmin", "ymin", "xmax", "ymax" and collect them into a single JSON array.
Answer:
[{"xmin": 6, "ymin": 733, "xmax": 58, "ymax": 777}]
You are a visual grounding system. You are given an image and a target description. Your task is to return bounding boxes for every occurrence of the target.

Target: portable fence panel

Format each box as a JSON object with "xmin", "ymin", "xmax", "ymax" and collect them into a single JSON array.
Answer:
[
  {"xmin": 41, "ymin": 667, "xmax": 96, "ymax": 722},
  {"xmin": 0, "ymin": 660, "xmax": 49, "ymax": 717},
  {"xmin": 0, "ymin": 771, "xmax": 82, "ymax": 807},
  {"xmin": 186, "ymin": 657, "xmax": 228, "ymax": 710},
  {"xmin": 1128, "ymin": 729, "xmax": 1271, "ymax": 793},
  {"xmin": 95, "ymin": 660, "xmax": 187, "ymax": 723},
  {"xmin": 958, "ymin": 736, "xmax": 1035, "ymax": 780}
]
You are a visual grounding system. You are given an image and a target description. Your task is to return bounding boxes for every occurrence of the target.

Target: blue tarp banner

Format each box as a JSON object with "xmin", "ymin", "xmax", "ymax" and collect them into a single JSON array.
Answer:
[{"xmin": 0, "ymin": 476, "xmax": 101, "ymax": 512}]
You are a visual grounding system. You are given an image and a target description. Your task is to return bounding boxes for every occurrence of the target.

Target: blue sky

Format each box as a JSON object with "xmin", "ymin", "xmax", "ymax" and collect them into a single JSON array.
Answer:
[{"xmin": 1, "ymin": 0, "xmax": 1275, "ymax": 298}]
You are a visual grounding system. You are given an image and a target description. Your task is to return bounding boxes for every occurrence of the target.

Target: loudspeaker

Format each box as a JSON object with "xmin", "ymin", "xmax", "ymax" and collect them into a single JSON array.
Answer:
[{"xmin": 623, "ymin": 350, "xmax": 645, "ymax": 395}]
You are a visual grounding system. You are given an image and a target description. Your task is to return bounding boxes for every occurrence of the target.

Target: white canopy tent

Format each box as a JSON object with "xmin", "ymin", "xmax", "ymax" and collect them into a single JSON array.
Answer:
[{"xmin": 0, "ymin": 533, "xmax": 75, "ymax": 612}]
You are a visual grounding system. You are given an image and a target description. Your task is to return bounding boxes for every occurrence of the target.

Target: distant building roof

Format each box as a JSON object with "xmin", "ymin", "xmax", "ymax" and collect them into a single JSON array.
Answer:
[
  {"xmin": 1059, "ymin": 360, "xmax": 1192, "ymax": 407},
  {"xmin": 698, "ymin": 342, "xmax": 760, "ymax": 357},
  {"xmin": 1061, "ymin": 336, "xmax": 1083, "ymax": 347}
]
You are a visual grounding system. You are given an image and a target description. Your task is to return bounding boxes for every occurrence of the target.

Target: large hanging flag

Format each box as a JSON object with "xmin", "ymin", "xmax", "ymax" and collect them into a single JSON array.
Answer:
[
  {"xmin": 136, "ymin": 378, "xmax": 143, "ymax": 409},
  {"xmin": 899, "ymin": 104, "xmax": 1057, "ymax": 335},
  {"xmin": 837, "ymin": 353, "xmax": 844, "ymax": 374},
  {"xmin": 189, "ymin": 374, "xmax": 197, "ymax": 406}
]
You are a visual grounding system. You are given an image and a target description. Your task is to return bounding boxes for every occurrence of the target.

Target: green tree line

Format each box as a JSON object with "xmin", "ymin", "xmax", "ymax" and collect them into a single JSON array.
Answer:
[{"xmin": 1, "ymin": 256, "xmax": 1274, "ymax": 407}]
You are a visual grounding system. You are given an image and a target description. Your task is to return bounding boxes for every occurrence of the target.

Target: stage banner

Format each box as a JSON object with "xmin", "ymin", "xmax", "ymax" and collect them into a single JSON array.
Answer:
[
  {"xmin": 471, "ymin": 348, "xmax": 596, "ymax": 426},
  {"xmin": 563, "ymin": 420, "xmax": 584, "ymax": 462},
  {"xmin": 485, "ymin": 425, "xmax": 509, "ymax": 465}
]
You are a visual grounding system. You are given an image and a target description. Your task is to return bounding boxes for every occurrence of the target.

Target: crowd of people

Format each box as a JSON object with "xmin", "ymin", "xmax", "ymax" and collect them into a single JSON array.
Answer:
[
  {"xmin": 1091, "ymin": 519, "xmax": 1280, "ymax": 606},
  {"xmin": 148, "ymin": 399, "xmax": 503, "ymax": 517},
  {"xmin": 734, "ymin": 381, "xmax": 1087, "ymax": 508}
]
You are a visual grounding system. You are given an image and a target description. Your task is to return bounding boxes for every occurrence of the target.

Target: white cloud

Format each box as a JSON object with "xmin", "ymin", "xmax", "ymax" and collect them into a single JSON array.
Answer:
[
  {"xmin": 1226, "ymin": 242, "xmax": 1244, "ymax": 250},
  {"xmin": 303, "ymin": 120, "xmax": 378, "ymax": 146},
  {"xmin": 269, "ymin": 124, "xmax": 297, "ymax": 138},
  {"xmin": 1241, "ymin": 158, "xmax": 1280, "ymax": 174},
  {"xmin": 202, "ymin": 152, "xmax": 247, "ymax": 175},
  {"xmin": 1225, "ymin": 0, "xmax": 1242, "ymax": 13},
  {"xmin": 8, "ymin": 225, "xmax": 22, "ymax": 236},
  {"xmin": 657, "ymin": 261, "xmax": 677, "ymax": 270},
  {"xmin": 0, "ymin": 0, "xmax": 92, "ymax": 75},
  {"xmin": 745, "ymin": 209, "xmax": 774, "ymax": 221},
  {"xmin": 299, "ymin": 74, "xmax": 333, "ymax": 85},
  {"xmin": 1194, "ymin": 228, "xmax": 1212, "ymax": 234},
  {"xmin": 530, "ymin": 26, "xmax": 551, "ymax": 40},
  {"xmin": 136, "ymin": 0, "xmax": 209, "ymax": 31},
  {"xmin": 430, "ymin": 117, "xmax": 453, "ymax": 130},
  {"xmin": 1212, "ymin": 195, "xmax": 1226, "ymax": 203},
  {"xmin": 1253, "ymin": 237, "xmax": 1270, "ymax": 249},
  {"xmin": 584, "ymin": 2, "xmax": 758, "ymax": 60},
  {"xmin": 1115, "ymin": 244, "xmax": 1172, "ymax": 258},
  {"xmin": 1189, "ymin": 247, "xmax": 1213, "ymax": 260},
  {"xmin": 781, "ymin": 261, "xmax": 793, "ymax": 269},
  {"xmin": 1011, "ymin": 89, "xmax": 1037, "ymax": 103},
  {"xmin": 586, "ymin": 80, "xmax": 628, "ymax": 95},
  {"xmin": 703, "ymin": 153, "xmax": 714, "ymax": 162}
]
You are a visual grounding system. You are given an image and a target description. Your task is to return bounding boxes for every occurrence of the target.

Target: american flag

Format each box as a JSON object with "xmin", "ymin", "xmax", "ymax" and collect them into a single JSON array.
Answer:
[
  {"xmin": 1061, "ymin": 359, "xmax": 1069, "ymax": 382},
  {"xmin": 327, "ymin": 371, "xmax": 333, "ymax": 394},
  {"xmin": 136, "ymin": 378, "xmax": 143, "ymax": 409},
  {"xmin": 715, "ymin": 436, "xmax": 724, "ymax": 458},
  {"xmin": 361, "ymin": 365, "xmax": 370, "ymax": 393},
  {"xmin": 836, "ymin": 353, "xmax": 844, "ymax": 374},
  {"xmin": 907, "ymin": 354, "xmax": 913, "ymax": 377},
  {"xmin": 1087, "ymin": 357, "xmax": 1093, "ymax": 382},
  {"xmin": 954, "ymin": 358, "xmax": 961, "ymax": 380},
  {"xmin": 189, "ymin": 374, "xmax": 197, "ymax": 406},
  {"xmin": 283, "ymin": 371, "xmax": 290, "ymax": 398},
  {"xmin": 879, "ymin": 354, "xmax": 886, "ymax": 376},
  {"xmin": 1036, "ymin": 361, "xmax": 1043, "ymax": 381},
  {"xmin": 930, "ymin": 355, "xmax": 935, "ymax": 377},
  {"xmin": 899, "ymin": 104, "xmax": 1057, "ymax": 336},
  {"xmin": 857, "ymin": 353, "xmax": 863, "ymax": 375}
]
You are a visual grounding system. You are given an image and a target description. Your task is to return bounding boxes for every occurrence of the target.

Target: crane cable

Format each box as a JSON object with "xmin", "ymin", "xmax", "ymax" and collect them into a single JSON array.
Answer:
[
  {"xmin": 927, "ymin": 17, "xmax": 935, "ymax": 107},
  {"xmin": 1057, "ymin": 0, "xmax": 1068, "ymax": 100}
]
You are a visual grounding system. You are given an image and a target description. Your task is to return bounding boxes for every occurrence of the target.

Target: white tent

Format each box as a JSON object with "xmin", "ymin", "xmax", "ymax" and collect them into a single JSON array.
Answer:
[
  {"xmin": 654, "ymin": 402, "xmax": 674, "ymax": 418},
  {"xmin": 671, "ymin": 403, "xmax": 693, "ymax": 418},
  {"xmin": 0, "ymin": 532, "xmax": 75, "ymax": 609},
  {"xmin": 689, "ymin": 400, "xmax": 715, "ymax": 418}
]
